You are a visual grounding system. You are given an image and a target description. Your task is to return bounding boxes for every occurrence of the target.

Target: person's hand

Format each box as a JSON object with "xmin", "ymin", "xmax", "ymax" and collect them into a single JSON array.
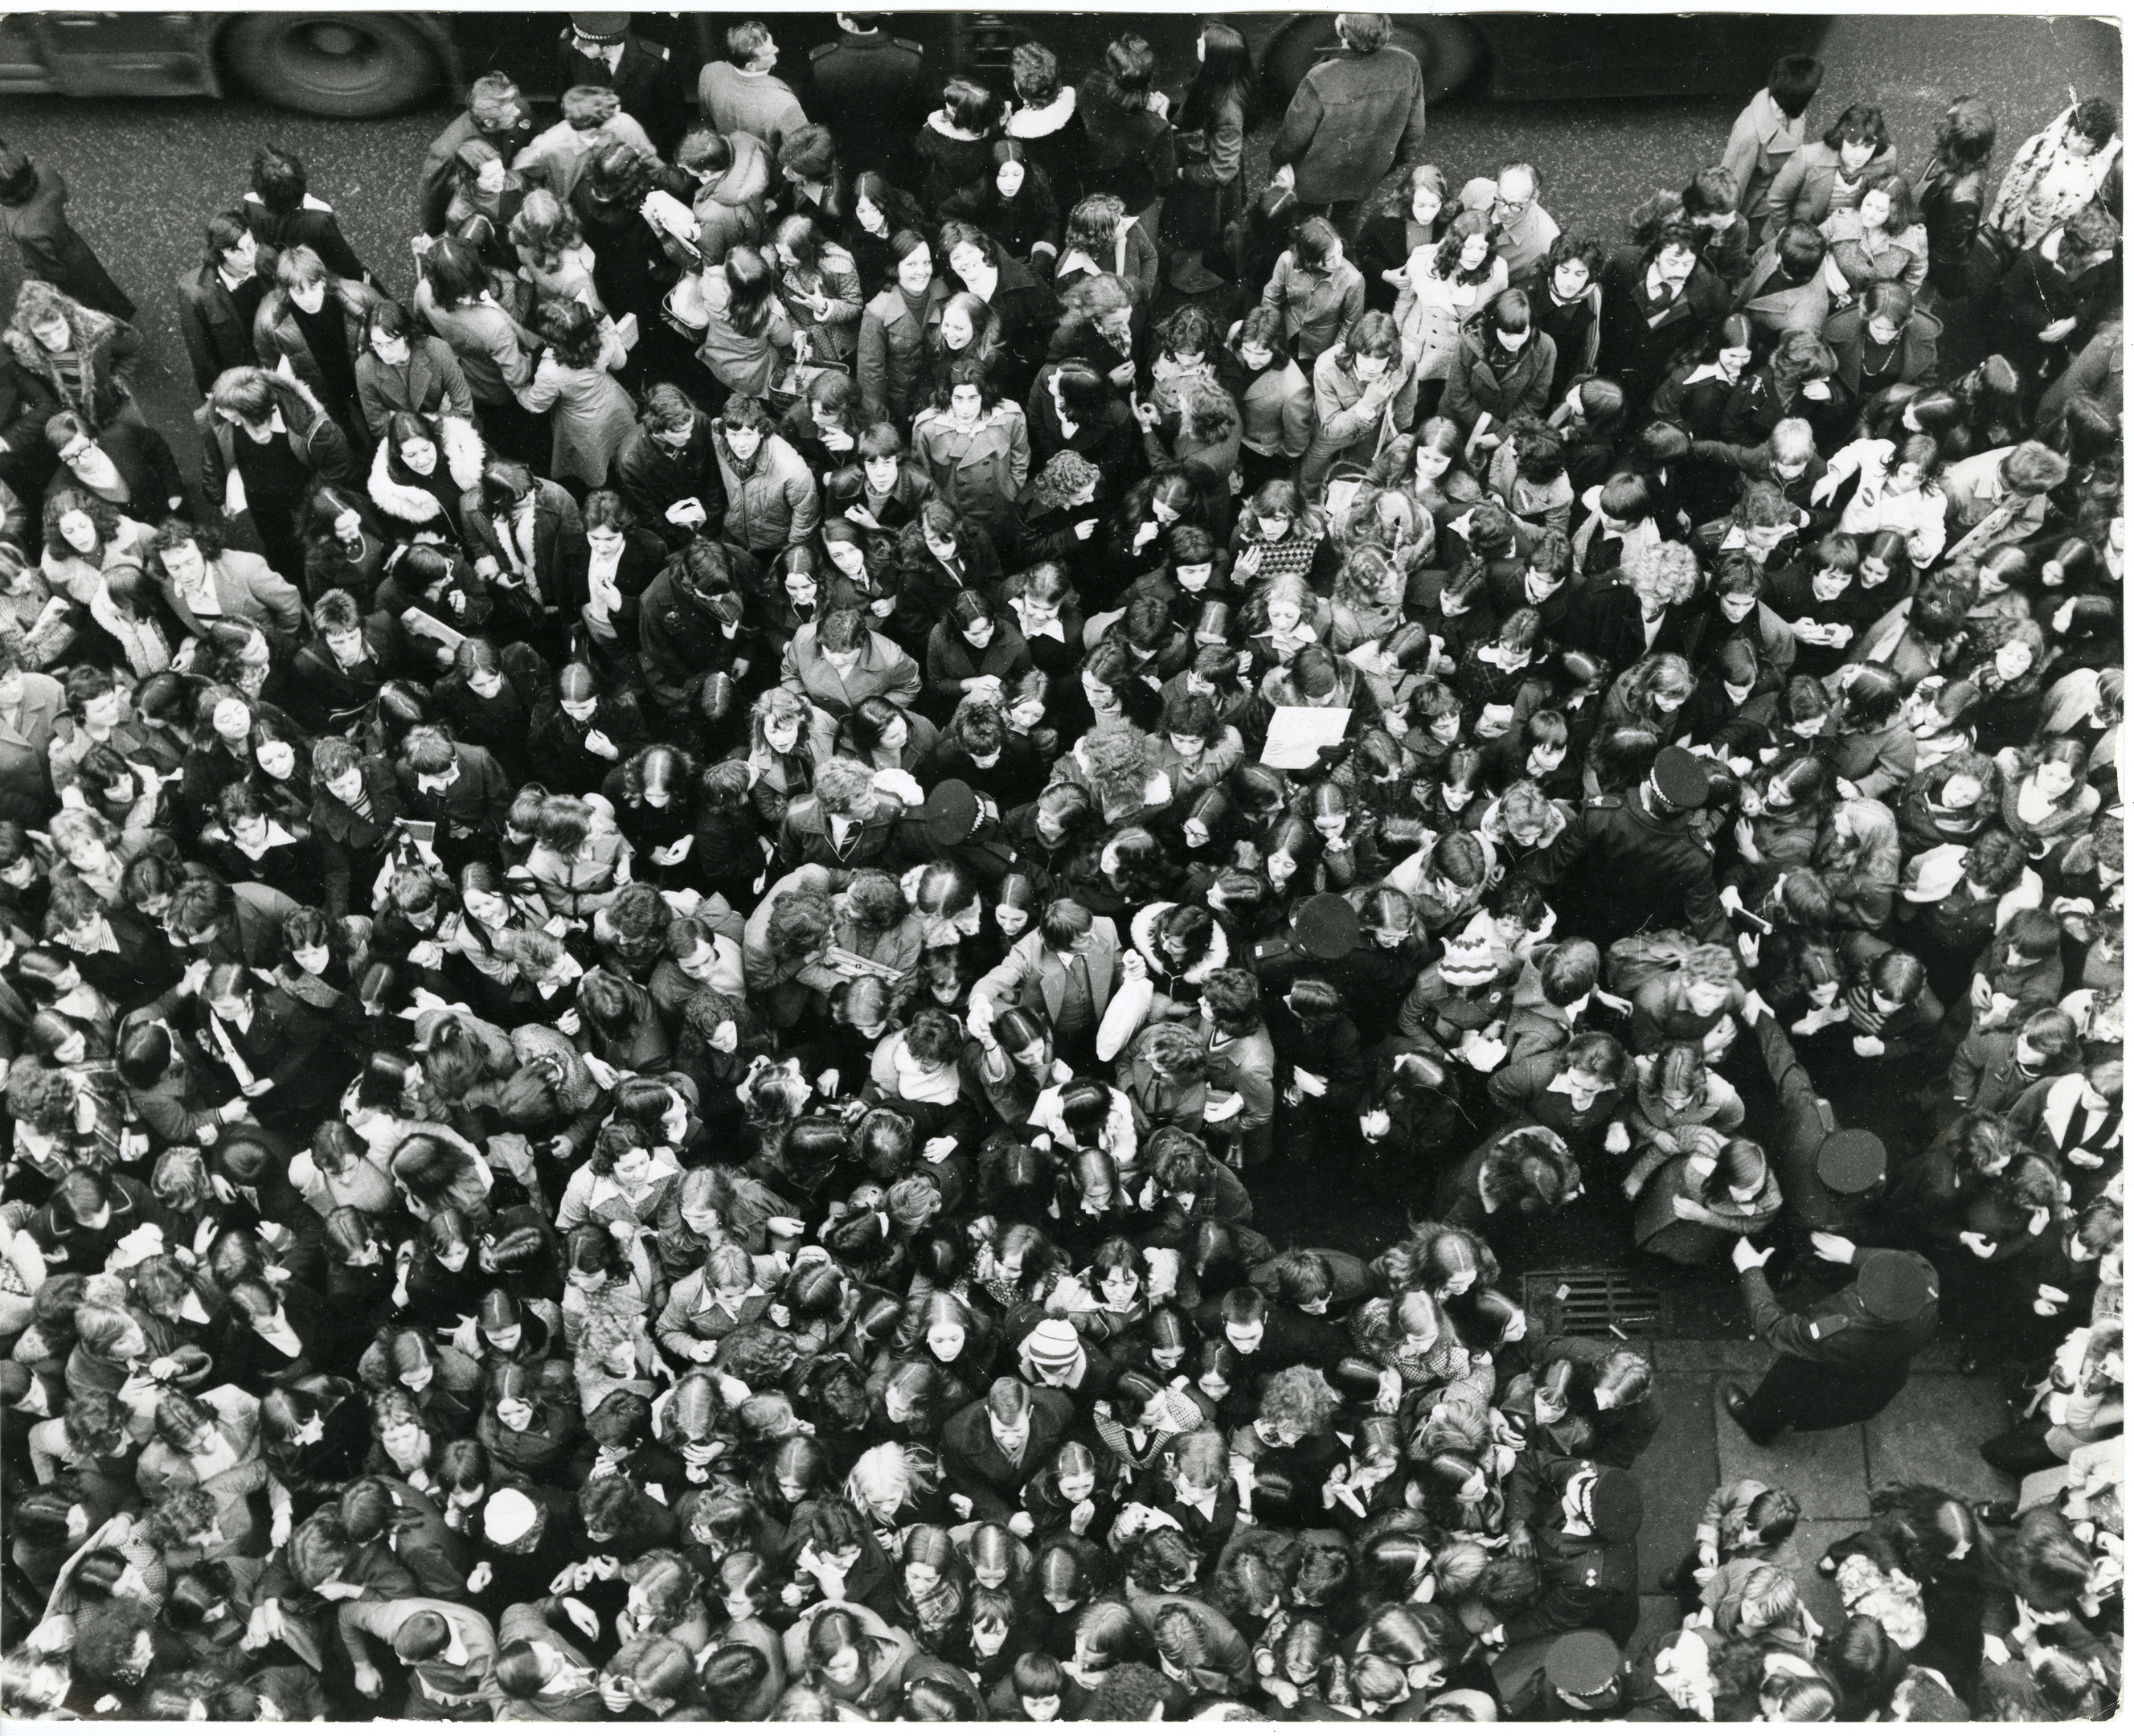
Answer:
[
  {"xmin": 1117, "ymin": 948, "xmax": 1148, "ymax": 982},
  {"xmin": 1852, "ymin": 1034, "xmax": 1885, "ymax": 1057},
  {"xmin": 559, "ymin": 1595, "xmax": 599, "ymax": 1640},
  {"xmin": 1737, "ymin": 931, "xmax": 1761, "ymax": 968},
  {"xmin": 1506, "ymin": 1524, "xmax": 1534, "ymax": 1560},
  {"xmin": 1133, "ymin": 518, "xmax": 1159, "ymax": 551},
  {"xmin": 1292, "ymin": 1067, "xmax": 1326, "ymax": 1098},
  {"xmin": 1359, "ymin": 1108, "xmax": 1391, "ymax": 1141},
  {"xmin": 1233, "ymin": 543, "xmax": 1262, "ymax": 578},
  {"xmin": 666, "ymin": 497, "xmax": 707, "ymax": 528},
  {"xmin": 1741, "ymin": 989, "xmax": 1773, "ymax": 1024},
  {"xmin": 1272, "ymin": 163, "xmax": 1296, "ymax": 190},
  {"xmin": 148, "ymin": 1354, "xmax": 179, "ymax": 1381},
  {"xmin": 1203, "ymin": 1091, "xmax": 1243, "ymax": 1123},
  {"xmin": 2036, "ymin": 1284, "xmax": 2071, "ymax": 1316},
  {"xmin": 353, "ymin": 1664, "xmax": 383, "ymax": 1700},
  {"xmin": 686, "ymin": 1337, "xmax": 719, "ymax": 1362},
  {"xmin": 461, "ymin": 1558, "xmax": 493, "ymax": 1594},
  {"xmin": 1732, "ymin": 1238, "xmax": 1773, "ymax": 1272},
  {"xmin": 1604, "ymin": 1122, "xmax": 1631, "ymax": 1155},
  {"xmin": 1131, "ymin": 392, "xmax": 1161, "ymax": 430},
  {"xmin": 1462, "ymin": 1033, "xmax": 1506, "ymax": 1071},
  {"xmin": 1960, "ymin": 1231, "xmax": 1997, "ymax": 1259},
  {"xmin": 2066, "ymin": 1146, "xmax": 2104, "ymax": 1169},
  {"xmin": 1073, "ymin": 517, "xmax": 1098, "ymax": 541},
  {"xmin": 1698, "ymin": 1538, "xmax": 1719, "ymax": 1570},
  {"xmin": 225, "ymin": 471, "xmax": 248, "ymax": 517},
  {"xmin": 949, "ymin": 1492, "xmax": 974, "ymax": 1519},
  {"xmin": 1809, "ymin": 1231, "xmax": 1858, "ymax": 1267},
  {"xmin": 599, "ymin": 1680, "xmax": 633, "ymax": 1714},
  {"xmin": 1374, "ymin": 1365, "xmax": 1403, "ymax": 1415},
  {"xmin": 1981, "ymin": 1632, "xmax": 2012, "ymax": 1666},
  {"xmin": 1007, "ymin": 1510, "xmax": 1036, "ymax": 1537},
  {"xmin": 2039, "ymin": 316, "xmax": 2079, "ymax": 344},
  {"xmin": 584, "ymin": 728, "xmax": 619, "ymax": 760}
]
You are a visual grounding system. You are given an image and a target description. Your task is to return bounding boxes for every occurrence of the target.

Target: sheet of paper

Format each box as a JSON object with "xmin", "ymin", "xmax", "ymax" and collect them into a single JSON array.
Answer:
[{"xmin": 1260, "ymin": 706, "xmax": 1352, "ymax": 769}]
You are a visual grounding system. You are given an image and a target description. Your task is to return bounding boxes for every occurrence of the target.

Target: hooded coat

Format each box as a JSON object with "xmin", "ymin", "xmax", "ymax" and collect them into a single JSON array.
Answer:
[{"xmin": 365, "ymin": 413, "xmax": 486, "ymax": 542}]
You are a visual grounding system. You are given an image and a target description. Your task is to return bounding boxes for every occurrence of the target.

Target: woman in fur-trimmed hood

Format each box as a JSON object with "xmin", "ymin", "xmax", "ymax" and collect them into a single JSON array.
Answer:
[
  {"xmin": 367, "ymin": 409, "xmax": 486, "ymax": 543},
  {"xmin": 4, "ymin": 276, "xmax": 142, "ymax": 428}
]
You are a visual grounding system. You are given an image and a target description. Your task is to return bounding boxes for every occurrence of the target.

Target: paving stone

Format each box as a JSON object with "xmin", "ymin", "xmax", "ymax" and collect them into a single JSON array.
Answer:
[
  {"xmin": 1711, "ymin": 1390, "xmax": 1871, "ymax": 1520},
  {"xmin": 1632, "ymin": 1374, "xmax": 1719, "ymax": 1594},
  {"xmin": 1864, "ymin": 1375, "xmax": 2018, "ymax": 1503},
  {"xmin": 1653, "ymin": 1339, "xmax": 1769, "ymax": 1374}
]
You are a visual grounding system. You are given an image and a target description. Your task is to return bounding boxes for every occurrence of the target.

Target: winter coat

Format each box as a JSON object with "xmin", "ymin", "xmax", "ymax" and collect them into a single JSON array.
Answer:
[
  {"xmin": 1766, "ymin": 140, "xmax": 1899, "ymax": 231},
  {"xmin": 194, "ymin": 371, "xmax": 356, "ymax": 533},
  {"xmin": 355, "ymin": 336, "xmax": 474, "ymax": 440},
  {"xmin": 516, "ymin": 329, "xmax": 635, "ymax": 488},
  {"xmin": 2, "ymin": 301, "xmax": 140, "ymax": 428},
  {"xmin": 712, "ymin": 429, "xmax": 821, "ymax": 554},
  {"xmin": 364, "ymin": 413, "xmax": 485, "ymax": 544},
  {"xmin": 857, "ymin": 278, "xmax": 948, "ymax": 424},
  {"xmin": 1395, "ymin": 251, "xmax": 1508, "ymax": 383},
  {"xmin": 413, "ymin": 280, "xmax": 538, "ymax": 405},
  {"xmin": 692, "ymin": 268, "xmax": 794, "ymax": 397},
  {"xmin": 1442, "ymin": 329, "xmax": 1558, "ymax": 435},
  {"xmin": 1261, "ymin": 253, "xmax": 1366, "ymax": 365},
  {"xmin": 781, "ymin": 621, "xmax": 922, "ymax": 718},
  {"xmin": 1268, "ymin": 44, "xmax": 1427, "ymax": 206},
  {"xmin": 252, "ymin": 280, "xmax": 376, "ymax": 404},
  {"xmin": 1076, "ymin": 76, "xmax": 1176, "ymax": 215},
  {"xmin": 909, "ymin": 403, "xmax": 1030, "ymax": 541}
]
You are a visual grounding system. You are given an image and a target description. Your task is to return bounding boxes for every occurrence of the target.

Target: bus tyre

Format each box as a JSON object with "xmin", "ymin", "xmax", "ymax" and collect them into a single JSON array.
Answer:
[
  {"xmin": 224, "ymin": 13, "xmax": 440, "ymax": 117},
  {"xmin": 1264, "ymin": 15, "xmax": 1484, "ymax": 107}
]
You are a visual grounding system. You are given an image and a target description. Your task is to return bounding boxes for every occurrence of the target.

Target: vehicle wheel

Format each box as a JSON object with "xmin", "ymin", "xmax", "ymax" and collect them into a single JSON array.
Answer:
[
  {"xmin": 223, "ymin": 12, "xmax": 440, "ymax": 117},
  {"xmin": 1264, "ymin": 16, "xmax": 1484, "ymax": 107}
]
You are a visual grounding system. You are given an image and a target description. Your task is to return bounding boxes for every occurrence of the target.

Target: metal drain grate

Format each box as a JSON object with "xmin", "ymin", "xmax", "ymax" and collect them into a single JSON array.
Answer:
[{"xmin": 1522, "ymin": 1268, "xmax": 1669, "ymax": 1339}]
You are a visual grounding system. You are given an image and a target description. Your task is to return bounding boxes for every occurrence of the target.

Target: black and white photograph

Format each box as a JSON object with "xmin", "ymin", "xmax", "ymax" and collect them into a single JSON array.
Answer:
[{"xmin": 0, "ymin": 2, "xmax": 2120, "ymax": 1722}]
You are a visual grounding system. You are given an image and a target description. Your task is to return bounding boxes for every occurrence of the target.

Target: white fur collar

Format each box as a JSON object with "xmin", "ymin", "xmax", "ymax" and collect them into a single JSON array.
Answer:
[
  {"xmin": 1130, "ymin": 901, "xmax": 1230, "ymax": 985},
  {"xmin": 1006, "ymin": 88, "xmax": 1077, "ymax": 138},
  {"xmin": 367, "ymin": 415, "xmax": 485, "ymax": 522}
]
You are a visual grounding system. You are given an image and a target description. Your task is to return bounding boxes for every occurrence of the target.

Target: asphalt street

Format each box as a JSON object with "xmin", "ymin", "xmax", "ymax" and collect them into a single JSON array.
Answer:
[{"xmin": 0, "ymin": 10, "xmax": 2117, "ymax": 1279}]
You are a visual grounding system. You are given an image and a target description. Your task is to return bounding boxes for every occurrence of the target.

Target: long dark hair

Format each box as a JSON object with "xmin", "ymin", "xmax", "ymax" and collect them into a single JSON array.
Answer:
[{"xmin": 1180, "ymin": 21, "xmax": 1255, "ymax": 134}]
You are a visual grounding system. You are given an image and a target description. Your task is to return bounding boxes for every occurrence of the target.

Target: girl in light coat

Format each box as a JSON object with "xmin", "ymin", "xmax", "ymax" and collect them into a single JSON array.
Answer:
[{"xmin": 1393, "ymin": 211, "xmax": 1508, "ymax": 402}]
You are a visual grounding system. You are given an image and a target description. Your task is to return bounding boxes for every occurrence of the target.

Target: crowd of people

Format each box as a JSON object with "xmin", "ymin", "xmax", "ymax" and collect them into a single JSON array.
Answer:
[{"xmin": 0, "ymin": 7, "xmax": 2121, "ymax": 1722}]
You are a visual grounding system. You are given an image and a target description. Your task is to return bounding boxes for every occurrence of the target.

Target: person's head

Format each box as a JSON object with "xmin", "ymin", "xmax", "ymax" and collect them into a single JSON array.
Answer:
[
  {"xmin": 940, "ymin": 74, "xmax": 1001, "ymax": 137},
  {"xmin": 1762, "ymin": 51, "xmax": 1825, "ymax": 120},
  {"xmin": 1335, "ymin": 12, "xmax": 1391, "ymax": 53}
]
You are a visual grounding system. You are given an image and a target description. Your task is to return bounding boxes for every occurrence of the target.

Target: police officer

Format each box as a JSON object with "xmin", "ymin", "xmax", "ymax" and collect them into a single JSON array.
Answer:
[
  {"xmin": 1500, "ymin": 1630, "xmax": 1632, "ymax": 1720},
  {"xmin": 1535, "ymin": 743, "xmax": 1729, "ymax": 948},
  {"xmin": 1489, "ymin": 1459, "xmax": 1643, "ymax": 1651},
  {"xmin": 559, "ymin": 13, "xmax": 685, "ymax": 157},
  {"xmin": 806, "ymin": 13, "xmax": 933, "ymax": 188},
  {"xmin": 1723, "ymin": 1235, "xmax": 1940, "ymax": 1445},
  {"xmin": 1739, "ymin": 986, "xmax": 1890, "ymax": 1261},
  {"xmin": 1248, "ymin": 890, "xmax": 1359, "ymax": 996}
]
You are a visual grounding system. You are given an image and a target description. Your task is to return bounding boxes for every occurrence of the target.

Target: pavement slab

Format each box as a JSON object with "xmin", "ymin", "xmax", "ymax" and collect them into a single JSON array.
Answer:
[
  {"xmin": 1864, "ymin": 1376, "xmax": 2019, "ymax": 1504},
  {"xmin": 1632, "ymin": 1374, "xmax": 1721, "ymax": 1594},
  {"xmin": 1710, "ymin": 1391, "xmax": 1873, "ymax": 1521}
]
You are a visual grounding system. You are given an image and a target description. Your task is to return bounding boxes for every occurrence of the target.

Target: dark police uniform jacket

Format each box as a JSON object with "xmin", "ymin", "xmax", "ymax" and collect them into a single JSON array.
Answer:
[
  {"xmin": 1740, "ymin": 1259, "xmax": 1939, "ymax": 1431},
  {"xmin": 1501, "ymin": 1460, "xmax": 1640, "ymax": 1648},
  {"xmin": 1536, "ymin": 788, "xmax": 1729, "ymax": 946}
]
